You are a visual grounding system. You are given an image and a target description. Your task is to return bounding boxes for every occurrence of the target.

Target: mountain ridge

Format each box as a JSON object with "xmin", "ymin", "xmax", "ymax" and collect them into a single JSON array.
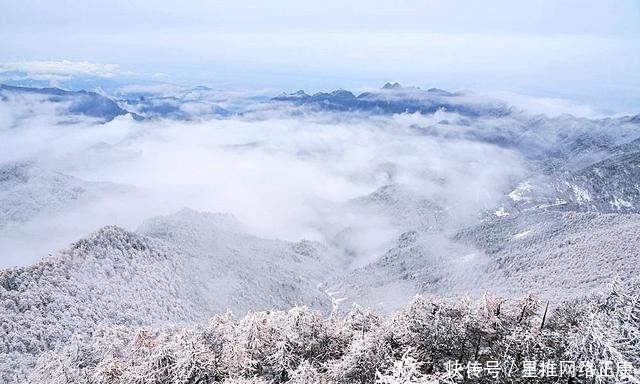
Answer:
[{"xmin": 0, "ymin": 84, "xmax": 139, "ymax": 122}]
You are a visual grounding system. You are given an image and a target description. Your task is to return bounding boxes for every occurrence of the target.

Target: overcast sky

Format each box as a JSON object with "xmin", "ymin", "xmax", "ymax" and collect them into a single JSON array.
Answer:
[{"xmin": 1, "ymin": 0, "xmax": 639, "ymax": 112}]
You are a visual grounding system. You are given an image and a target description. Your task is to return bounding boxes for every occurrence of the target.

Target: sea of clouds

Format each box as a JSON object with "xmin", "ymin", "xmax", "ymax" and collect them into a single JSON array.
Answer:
[{"xmin": 0, "ymin": 92, "xmax": 531, "ymax": 267}]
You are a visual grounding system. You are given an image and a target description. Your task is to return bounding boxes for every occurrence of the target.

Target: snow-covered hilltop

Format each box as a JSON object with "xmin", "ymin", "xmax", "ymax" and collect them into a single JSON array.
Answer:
[
  {"xmin": 0, "ymin": 162, "xmax": 125, "ymax": 228},
  {"xmin": 0, "ymin": 209, "xmax": 342, "ymax": 381},
  {"xmin": 3, "ymin": 206, "xmax": 639, "ymax": 381},
  {"xmin": 0, "ymin": 85, "xmax": 135, "ymax": 122}
]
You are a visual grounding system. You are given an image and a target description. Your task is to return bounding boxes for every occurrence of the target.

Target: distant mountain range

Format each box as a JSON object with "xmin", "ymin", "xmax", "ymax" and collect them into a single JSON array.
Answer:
[
  {"xmin": 0, "ymin": 84, "xmax": 136, "ymax": 122},
  {"xmin": 273, "ymin": 82, "xmax": 511, "ymax": 117}
]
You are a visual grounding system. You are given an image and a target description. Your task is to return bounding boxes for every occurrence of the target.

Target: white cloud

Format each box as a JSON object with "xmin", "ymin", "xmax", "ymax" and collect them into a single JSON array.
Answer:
[
  {"xmin": 0, "ymin": 94, "xmax": 528, "ymax": 267},
  {"xmin": 115, "ymin": 83, "xmax": 186, "ymax": 95},
  {"xmin": 0, "ymin": 60, "xmax": 121, "ymax": 79},
  {"xmin": 486, "ymin": 91, "xmax": 605, "ymax": 118},
  {"xmin": 2, "ymin": 83, "xmax": 638, "ymax": 268}
]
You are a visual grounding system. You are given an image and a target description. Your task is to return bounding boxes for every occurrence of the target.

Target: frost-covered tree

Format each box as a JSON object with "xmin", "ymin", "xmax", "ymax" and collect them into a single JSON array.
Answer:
[
  {"xmin": 22, "ymin": 279, "xmax": 640, "ymax": 384},
  {"xmin": 564, "ymin": 279, "xmax": 640, "ymax": 380},
  {"xmin": 375, "ymin": 348, "xmax": 431, "ymax": 384}
]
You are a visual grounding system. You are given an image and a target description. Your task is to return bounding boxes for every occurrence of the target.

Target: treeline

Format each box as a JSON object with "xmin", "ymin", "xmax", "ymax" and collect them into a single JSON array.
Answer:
[{"xmin": 26, "ymin": 280, "xmax": 639, "ymax": 384}]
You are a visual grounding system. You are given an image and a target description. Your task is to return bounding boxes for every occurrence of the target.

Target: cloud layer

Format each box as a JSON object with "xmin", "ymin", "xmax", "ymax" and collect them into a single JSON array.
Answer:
[{"xmin": 0, "ymin": 94, "xmax": 528, "ymax": 267}]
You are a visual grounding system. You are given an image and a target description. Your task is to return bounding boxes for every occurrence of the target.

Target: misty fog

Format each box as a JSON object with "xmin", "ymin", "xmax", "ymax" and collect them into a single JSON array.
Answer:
[{"xmin": 0, "ymin": 95, "xmax": 527, "ymax": 267}]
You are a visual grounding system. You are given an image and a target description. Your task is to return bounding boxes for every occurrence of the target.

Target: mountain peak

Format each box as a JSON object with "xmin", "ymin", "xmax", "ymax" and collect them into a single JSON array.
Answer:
[
  {"xmin": 0, "ymin": 84, "xmax": 132, "ymax": 122},
  {"xmin": 427, "ymin": 88, "xmax": 453, "ymax": 96},
  {"xmin": 329, "ymin": 89, "xmax": 355, "ymax": 98},
  {"xmin": 273, "ymin": 90, "xmax": 310, "ymax": 100},
  {"xmin": 382, "ymin": 82, "xmax": 403, "ymax": 90}
]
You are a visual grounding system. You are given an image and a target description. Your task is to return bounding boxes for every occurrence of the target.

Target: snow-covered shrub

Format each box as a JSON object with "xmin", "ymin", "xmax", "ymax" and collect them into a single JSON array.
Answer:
[{"xmin": 24, "ymin": 280, "xmax": 640, "ymax": 384}]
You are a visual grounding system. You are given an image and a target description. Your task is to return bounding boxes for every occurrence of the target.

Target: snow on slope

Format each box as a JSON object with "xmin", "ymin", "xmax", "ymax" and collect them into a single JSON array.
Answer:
[
  {"xmin": 493, "ymin": 146, "xmax": 640, "ymax": 217},
  {"xmin": 0, "ymin": 209, "xmax": 339, "ymax": 382},
  {"xmin": 0, "ymin": 162, "xmax": 125, "ymax": 228},
  {"xmin": 4, "ymin": 207, "xmax": 638, "ymax": 381},
  {"xmin": 316, "ymin": 184, "xmax": 449, "ymax": 269},
  {"xmin": 454, "ymin": 210, "xmax": 640, "ymax": 299},
  {"xmin": 137, "ymin": 208, "xmax": 341, "ymax": 315},
  {"xmin": 332, "ymin": 210, "xmax": 640, "ymax": 312},
  {"xmin": 348, "ymin": 184, "xmax": 447, "ymax": 231}
]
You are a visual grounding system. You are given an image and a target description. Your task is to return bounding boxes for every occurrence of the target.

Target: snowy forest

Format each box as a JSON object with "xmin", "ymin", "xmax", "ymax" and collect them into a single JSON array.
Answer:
[
  {"xmin": 22, "ymin": 279, "xmax": 640, "ymax": 384},
  {"xmin": 2, "ymin": 2, "xmax": 640, "ymax": 382},
  {"xmin": 2, "ymin": 80, "xmax": 640, "ymax": 383},
  {"xmin": 2, "ymin": 81, "xmax": 640, "ymax": 383}
]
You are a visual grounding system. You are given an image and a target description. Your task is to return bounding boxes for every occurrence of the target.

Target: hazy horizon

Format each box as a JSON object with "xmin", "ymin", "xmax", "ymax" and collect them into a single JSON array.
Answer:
[{"xmin": 1, "ymin": 0, "xmax": 639, "ymax": 114}]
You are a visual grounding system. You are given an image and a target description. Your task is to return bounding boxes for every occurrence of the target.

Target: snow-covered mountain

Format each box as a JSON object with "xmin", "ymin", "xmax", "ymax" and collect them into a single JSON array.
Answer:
[
  {"xmin": 0, "ymin": 162, "xmax": 125, "ymax": 228},
  {"xmin": 330, "ymin": 209, "xmax": 640, "ymax": 311},
  {"xmin": 348, "ymin": 184, "xmax": 447, "ymax": 232},
  {"xmin": 274, "ymin": 84, "xmax": 640, "ymax": 165},
  {"xmin": 4, "ymin": 205, "xmax": 639, "ymax": 380},
  {"xmin": 0, "ymin": 84, "xmax": 135, "ymax": 122},
  {"xmin": 493, "ymin": 139, "xmax": 640, "ymax": 217},
  {"xmin": 2, "ymin": 82, "xmax": 640, "ymax": 382},
  {"xmin": 0, "ymin": 208, "xmax": 341, "ymax": 381},
  {"xmin": 272, "ymin": 83, "xmax": 511, "ymax": 117}
]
